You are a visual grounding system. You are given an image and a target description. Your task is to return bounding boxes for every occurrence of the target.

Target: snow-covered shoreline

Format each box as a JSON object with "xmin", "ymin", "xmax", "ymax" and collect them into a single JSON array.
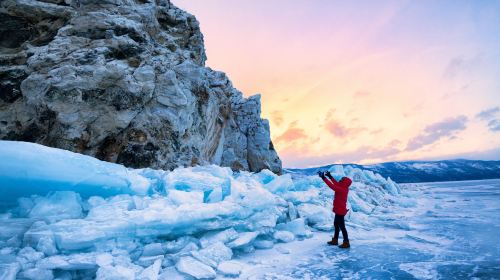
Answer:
[{"xmin": 0, "ymin": 141, "xmax": 408, "ymax": 279}]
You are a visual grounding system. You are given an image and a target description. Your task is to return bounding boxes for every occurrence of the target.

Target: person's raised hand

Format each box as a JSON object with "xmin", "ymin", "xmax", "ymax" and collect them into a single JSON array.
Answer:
[
  {"xmin": 325, "ymin": 171, "xmax": 332, "ymax": 178},
  {"xmin": 317, "ymin": 171, "xmax": 325, "ymax": 178}
]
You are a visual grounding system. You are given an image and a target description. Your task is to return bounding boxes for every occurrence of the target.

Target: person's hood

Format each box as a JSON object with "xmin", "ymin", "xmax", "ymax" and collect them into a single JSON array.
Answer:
[{"xmin": 340, "ymin": 177, "xmax": 352, "ymax": 187}]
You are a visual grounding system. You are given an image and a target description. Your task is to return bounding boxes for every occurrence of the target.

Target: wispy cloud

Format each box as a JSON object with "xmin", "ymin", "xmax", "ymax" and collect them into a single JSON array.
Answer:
[
  {"xmin": 488, "ymin": 119, "xmax": 500, "ymax": 132},
  {"xmin": 476, "ymin": 106, "xmax": 499, "ymax": 121},
  {"xmin": 406, "ymin": 115, "xmax": 468, "ymax": 151},
  {"xmin": 443, "ymin": 55, "xmax": 481, "ymax": 79},
  {"xmin": 476, "ymin": 106, "xmax": 500, "ymax": 132},
  {"xmin": 270, "ymin": 110, "xmax": 284, "ymax": 126},
  {"xmin": 370, "ymin": 128, "xmax": 384, "ymax": 135}
]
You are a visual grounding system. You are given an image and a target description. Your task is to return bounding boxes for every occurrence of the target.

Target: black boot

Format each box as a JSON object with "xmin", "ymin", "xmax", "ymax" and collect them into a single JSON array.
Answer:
[
  {"xmin": 327, "ymin": 237, "xmax": 339, "ymax": 246},
  {"xmin": 339, "ymin": 240, "xmax": 350, "ymax": 248}
]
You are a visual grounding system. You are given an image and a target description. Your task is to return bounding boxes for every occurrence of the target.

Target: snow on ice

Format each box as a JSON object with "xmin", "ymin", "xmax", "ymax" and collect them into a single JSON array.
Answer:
[{"xmin": 0, "ymin": 141, "xmax": 405, "ymax": 279}]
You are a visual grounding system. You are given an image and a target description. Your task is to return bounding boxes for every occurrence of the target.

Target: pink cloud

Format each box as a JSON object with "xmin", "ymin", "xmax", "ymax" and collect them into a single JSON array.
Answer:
[
  {"xmin": 323, "ymin": 110, "xmax": 364, "ymax": 138},
  {"xmin": 325, "ymin": 121, "xmax": 351, "ymax": 137},
  {"xmin": 354, "ymin": 90, "xmax": 371, "ymax": 98},
  {"xmin": 275, "ymin": 121, "xmax": 308, "ymax": 143}
]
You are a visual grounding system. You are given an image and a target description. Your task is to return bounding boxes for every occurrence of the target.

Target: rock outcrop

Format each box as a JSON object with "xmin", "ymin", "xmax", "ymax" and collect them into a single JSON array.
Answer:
[{"xmin": 0, "ymin": 0, "xmax": 282, "ymax": 173}]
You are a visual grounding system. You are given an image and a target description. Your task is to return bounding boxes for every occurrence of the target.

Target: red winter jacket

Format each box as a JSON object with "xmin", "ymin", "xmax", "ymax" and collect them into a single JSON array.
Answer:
[{"xmin": 322, "ymin": 176, "xmax": 352, "ymax": 215}]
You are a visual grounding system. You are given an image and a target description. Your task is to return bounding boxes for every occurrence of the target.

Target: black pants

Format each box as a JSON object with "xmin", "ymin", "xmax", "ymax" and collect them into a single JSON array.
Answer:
[{"xmin": 334, "ymin": 214, "xmax": 349, "ymax": 241}]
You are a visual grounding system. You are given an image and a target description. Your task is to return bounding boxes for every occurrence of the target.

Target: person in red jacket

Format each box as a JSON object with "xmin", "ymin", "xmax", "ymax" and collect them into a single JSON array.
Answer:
[{"xmin": 318, "ymin": 170, "xmax": 352, "ymax": 248}]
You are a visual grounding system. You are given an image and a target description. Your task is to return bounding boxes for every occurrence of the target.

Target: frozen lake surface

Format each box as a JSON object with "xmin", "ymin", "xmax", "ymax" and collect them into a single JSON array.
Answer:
[{"xmin": 236, "ymin": 179, "xmax": 500, "ymax": 279}]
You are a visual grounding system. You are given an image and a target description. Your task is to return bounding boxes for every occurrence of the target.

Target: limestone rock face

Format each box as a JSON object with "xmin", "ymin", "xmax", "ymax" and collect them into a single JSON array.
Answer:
[{"xmin": 0, "ymin": 0, "xmax": 282, "ymax": 173}]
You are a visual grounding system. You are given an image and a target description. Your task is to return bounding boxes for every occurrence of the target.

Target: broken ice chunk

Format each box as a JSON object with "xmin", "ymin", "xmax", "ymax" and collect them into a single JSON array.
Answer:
[
  {"xmin": 199, "ymin": 228, "xmax": 238, "ymax": 248},
  {"xmin": 217, "ymin": 260, "xmax": 243, "ymax": 277},
  {"xmin": 176, "ymin": 256, "xmax": 216, "ymax": 279},
  {"xmin": 264, "ymin": 174, "xmax": 293, "ymax": 193},
  {"xmin": 205, "ymin": 187, "xmax": 223, "ymax": 203},
  {"xmin": 158, "ymin": 266, "xmax": 189, "ymax": 280},
  {"xmin": 0, "ymin": 262, "xmax": 20, "ymax": 280},
  {"xmin": 36, "ymin": 236, "xmax": 58, "ymax": 256},
  {"xmin": 297, "ymin": 203, "xmax": 333, "ymax": 230},
  {"xmin": 96, "ymin": 265, "xmax": 136, "ymax": 280},
  {"xmin": 276, "ymin": 218, "xmax": 312, "ymax": 238},
  {"xmin": 226, "ymin": 232, "xmax": 258, "ymax": 249},
  {"xmin": 167, "ymin": 190, "xmax": 204, "ymax": 205},
  {"xmin": 29, "ymin": 192, "xmax": 83, "ymax": 223},
  {"xmin": 36, "ymin": 252, "xmax": 98, "ymax": 270},
  {"xmin": 163, "ymin": 237, "xmax": 199, "ymax": 254},
  {"xmin": 253, "ymin": 169, "xmax": 278, "ymax": 185},
  {"xmin": 253, "ymin": 239, "xmax": 274, "ymax": 249},
  {"xmin": 287, "ymin": 201, "xmax": 298, "ymax": 220},
  {"xmin": 275, "ymin": 246, "xmax": 291, "ymax": 254},
  {"xmin": 0, "ymin": 219, "xmax": 34, "ymax": 242},
  {"xmin": 141, "ymin": 243, "xmax": 165, "ymax": 257},
  {"xmin": 273, "ymin": 231, "xmax": 295, "ymax": 243},
  {"xmin": 16, "ymin": 247, "xmax": 44, "ymax": 270},
  {"xmin": 17, "ymin": 268, "xmax": 54, "ymax": 280},
  {"xmin": 136, "ymin": 255, "xmax": 164, "ymax": 268},
  {"xmin": 137, "ymin": 258, "xmax": 162, "ymax": 280},
  {"xmin": 191, "ymin": 242, "xmax": 232, "ymax": 268}
]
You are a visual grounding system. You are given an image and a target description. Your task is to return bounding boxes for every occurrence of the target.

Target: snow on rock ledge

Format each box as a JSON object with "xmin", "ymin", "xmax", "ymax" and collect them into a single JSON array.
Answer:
[
  {"xmin": 0, "ymin": 141, "xmax": 405, "ymax": 279},
  {"xmin": 0, "ymin": 0, "xmax": 281, "ymax": 174}
]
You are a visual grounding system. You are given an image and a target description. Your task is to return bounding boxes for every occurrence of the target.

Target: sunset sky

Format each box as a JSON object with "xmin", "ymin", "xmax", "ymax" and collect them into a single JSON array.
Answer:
[{"xmin": 174, "ymin": 0, "xmax": 500, "ymax": 168}]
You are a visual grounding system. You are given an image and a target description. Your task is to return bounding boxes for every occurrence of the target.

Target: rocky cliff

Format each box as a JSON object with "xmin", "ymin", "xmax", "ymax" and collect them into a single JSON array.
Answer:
[{"xmin": 0, "ymin": 0, "xmax": 282, "ymax": 173}]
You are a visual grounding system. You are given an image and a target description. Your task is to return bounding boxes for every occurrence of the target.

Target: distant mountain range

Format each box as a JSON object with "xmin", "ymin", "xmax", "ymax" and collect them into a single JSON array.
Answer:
[{"xmin": 284, "ymin": 159, "xmax": 500, "ymax": 183}]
